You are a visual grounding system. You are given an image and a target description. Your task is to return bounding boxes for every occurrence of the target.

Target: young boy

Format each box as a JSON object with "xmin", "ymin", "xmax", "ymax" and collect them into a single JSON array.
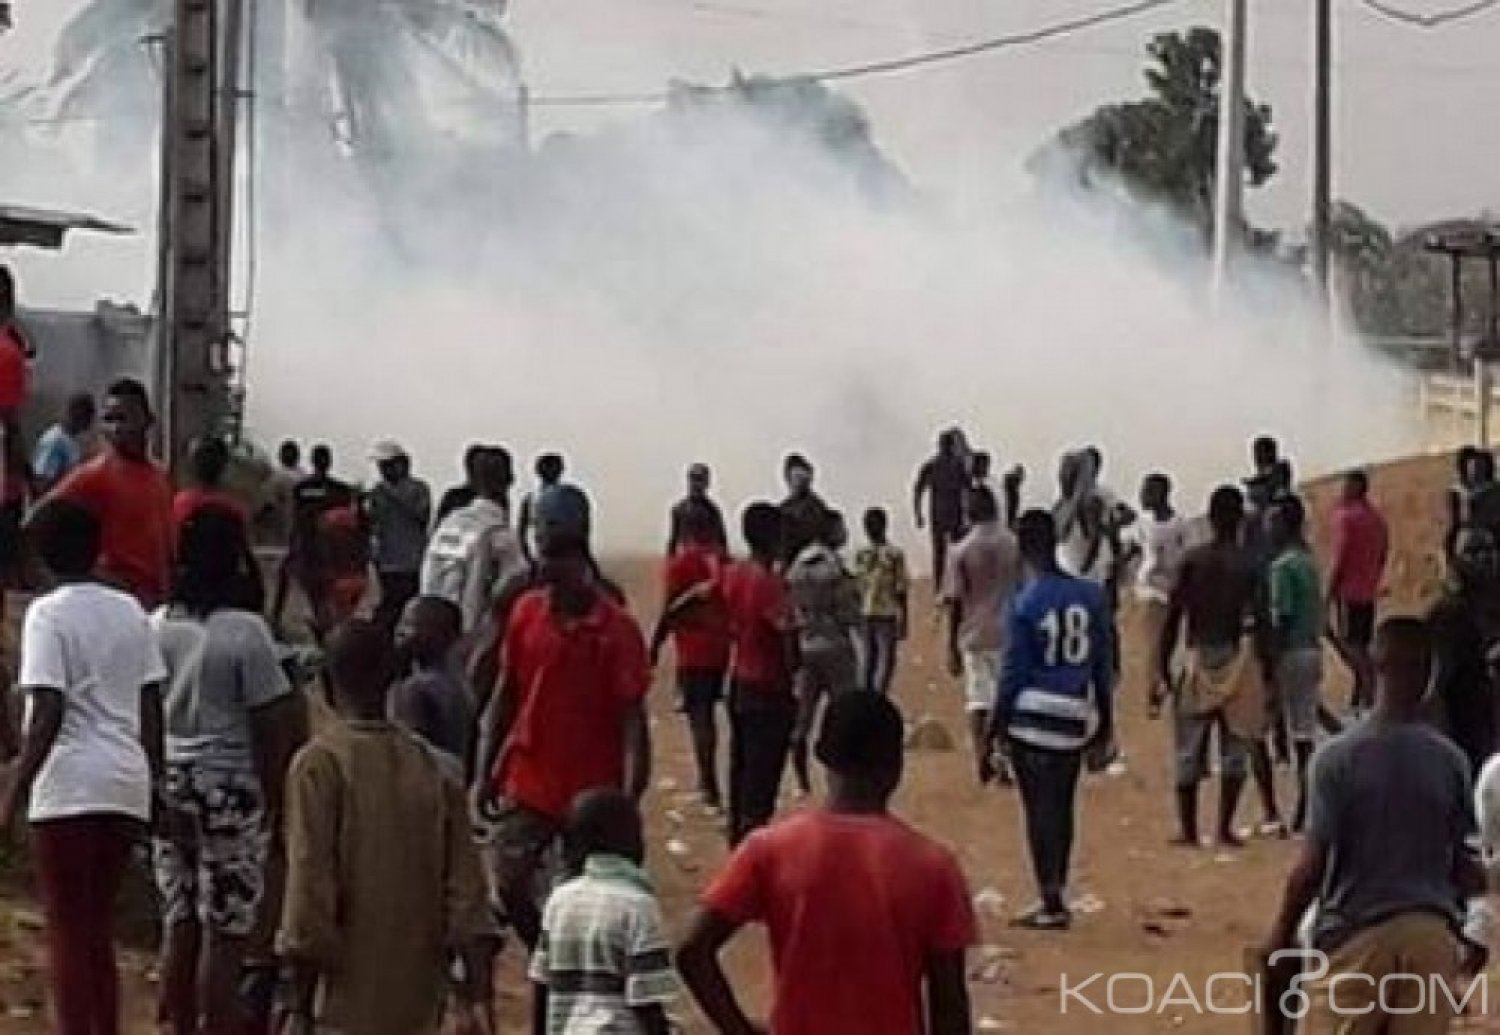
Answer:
[
  {"xmin": 279, "ymin": 620, "xmax": 493, "ymax": 1035},
  {"xmin": 391, "ymin": 595, "xmax": 473, "ymax": 783},
  {"xmin": 0, "ymin": 499, "xmax": 167, "ymax": 1035},
  {"xmin": 854, "ymin": 508, "xmax": 909, "ymax": 696},
  {"xmin": 651, "ymin": 506, "xmax": 731, "ymax": 810},
  {"xmin": 720, "ymin": 502, "xmax": 799, "ymax": 845},
  {"xmin": 531, "ymin": 789, "xmax": 677, "ymax": 1035}
]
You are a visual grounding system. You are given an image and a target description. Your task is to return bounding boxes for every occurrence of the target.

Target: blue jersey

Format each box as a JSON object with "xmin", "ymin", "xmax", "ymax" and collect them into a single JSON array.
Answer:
[{"xmin": 997, "ymin": 571, "xmax": 1114, "ymax": 751}]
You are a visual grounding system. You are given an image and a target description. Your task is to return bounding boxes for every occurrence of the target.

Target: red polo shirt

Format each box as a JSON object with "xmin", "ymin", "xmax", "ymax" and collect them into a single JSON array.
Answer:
[
  {"xmin": 52, "ymin": 451, "xmax": 174, "ymax": 609},
  {"xmin": 172, "ymin": 487, "xmax": 250, "ymax": 535},
  {"xmin": 664, "ymin": 542, "xmax": 731, "ymax": 674},
  {"xmin": 494, "ymin": 588, "xmax": 650, "ymax": 820},
  {"xmin": 704, "ymin": 809, "xmax": 977, "ymax": 1035},
  {"xmin": 1329, "ymin": 498, "xmax": 1389, "ymax": 605}
]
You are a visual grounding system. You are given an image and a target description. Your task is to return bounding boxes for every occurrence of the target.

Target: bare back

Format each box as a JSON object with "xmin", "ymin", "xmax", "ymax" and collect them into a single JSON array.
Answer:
[{"xmin": 1175, "ymin": 540, "xmax": 1262, "ymax": 649}]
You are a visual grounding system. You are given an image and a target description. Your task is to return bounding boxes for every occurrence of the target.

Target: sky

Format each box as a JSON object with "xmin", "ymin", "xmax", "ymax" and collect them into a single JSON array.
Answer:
[{"xmin": 3, "ymin": 0, "xmax": 1498, "ymax": 308}]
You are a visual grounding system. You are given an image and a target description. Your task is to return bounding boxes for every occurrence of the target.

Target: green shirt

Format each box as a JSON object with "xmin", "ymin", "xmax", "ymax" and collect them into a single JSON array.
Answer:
[{"xmin": 1270, "ymin": 546, "xmax": 1322, "ymax": 651}]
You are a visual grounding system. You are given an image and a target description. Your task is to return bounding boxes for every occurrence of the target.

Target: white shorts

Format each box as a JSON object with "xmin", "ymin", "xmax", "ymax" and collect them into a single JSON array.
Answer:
[{"xmin": 963, "ymin": 650, "xmax": 1001, "ymax": 714}]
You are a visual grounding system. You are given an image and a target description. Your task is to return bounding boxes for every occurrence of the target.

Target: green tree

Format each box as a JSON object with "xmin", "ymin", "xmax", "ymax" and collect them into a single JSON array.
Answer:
[{"xmin": 1034, "ymin": 27, "xmax": 1278, "ymax": 234}]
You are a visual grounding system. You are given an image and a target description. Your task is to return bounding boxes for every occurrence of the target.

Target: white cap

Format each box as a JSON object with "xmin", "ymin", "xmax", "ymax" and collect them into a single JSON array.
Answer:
[{"xmin": 370, "ymin": 439, "xmax": 407, "ymax": 464}]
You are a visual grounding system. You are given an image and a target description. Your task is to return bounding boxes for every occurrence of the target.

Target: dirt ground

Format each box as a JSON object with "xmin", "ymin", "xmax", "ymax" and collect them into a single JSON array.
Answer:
[{"xmin": 0, "ymin": 449, "xmax": 1494, "ymax": 1033}]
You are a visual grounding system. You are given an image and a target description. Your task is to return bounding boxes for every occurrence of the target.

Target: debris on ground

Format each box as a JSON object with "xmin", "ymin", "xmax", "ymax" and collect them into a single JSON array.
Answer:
[{"xmin": 905, "ymin": 716, "xmax": 956, "ymax": 752}]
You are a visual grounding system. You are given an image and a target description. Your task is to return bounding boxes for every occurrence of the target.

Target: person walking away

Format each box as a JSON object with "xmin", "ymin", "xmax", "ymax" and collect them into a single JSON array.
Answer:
[
  {"xmin": 272, "ymin": 444, "xmax": 355, "ymax": 637},
  {"xmin": 1159, "ymin": 486, "xmax": 1273, "ymax": 848},
  {"xmin": 1428, "ymin": 526, "xmax": 1500, "ymax": 776},
  {"xmin": 0, "ymin": 267, "xmax": 30, "ymax": 583},
  {"xmin": 650, "ymin": 505, "xmax": 731, "ymax": 810},
  {"xmin": 278, "ymin": 621, "xmax": 493, "ymax": 1035},
  {"xmin": 0, "ymin": 499, "xmax": 167, "ymax": 1035},
  {"xmin": 943, "ymin": 488, "xmax": 1022, "ymax": 785},
  {"xmin": 267, "ymin": 440, "xmax": 304, "ymax": 618},
  {"xmin": 1263, "ymin": 618, "xmax": 1481, "ymax": 1035},
  {"xmin": 531, "ymin": 789, "xmax": 678, "ymax": 1035},
  {"xmin": 365, "ymin": 440, "xmax": 432, "ymax": 632},
  {"xmin": 390, "ymin": 595, "xmax": 472, "ymax": 784},
  {"xmin": 786, "ymin": 510, "xmax": 860, "ymax": 795},
  {"xmin": 854, "ymin": 507, "xmax": 909, "ymax": 695},
  {"xmin": 720, "ymin": 503, "xmax": 799, "ymax": 844},
  {"xmin": 969, "ymin": 451, "xmax": 1023, "ymax": 531},
  {"xmin": 32, "ymin": 392, "xmax": 95, "ymax": 497},
  {"xmin": 914, "ymin": 430, "xmax": 970, "ymax": 586},
  {"xmin": 989, "ymin": 509, "xmax": 1112, "ymax": 930},
  {"xmin": 666, "ymin": 462, "xmax": 728, "ymax": 556},
  {"xmin": 49, "ymin": 378, "xmax": 174, "ymax": 610},
  {"xmin": 518, "ymin": 453, "xmax": 573, "ymax": 566},
  {"xmin": 173, "ymin": 437, "xmax": 264, "ymax": 612},
  {"xmin": 1327, "ymin": 469, "xmax": 1389, "ymax": 715},
  {"xmin": 436, "ymin": 444, "xmax": 485, "ymax": 526},
  {"xmin": 779, "ymin": 453, "xmax": 831, "ymax": 569},
  {"xmin": 1268, "ymin": 496, "xmax": 1324, "ymax": 833},
  {"xmin": 420, "ymin": 446, "xmax": 528, "ymax": 689},
  {"xmin": 472, "ymin": 527, "xmax": 651, "ymax": 951},
  {"xmin": 150, "ymin": 506, "xmax": 304, "ymax": 1035},
  {"xmin": 678, "ymin": 691, "xmax": 975, "ymax": 1035},
  {"xmin": 1134, "ymin": 473, "xmax": 1189, "ymax": 717}
]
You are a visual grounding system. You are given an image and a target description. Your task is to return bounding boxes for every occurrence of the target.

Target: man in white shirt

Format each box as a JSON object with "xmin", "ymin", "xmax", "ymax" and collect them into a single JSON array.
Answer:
[
  {"xmin": 419, "ymin": 446, "xmax": 528, "ymax": 687},
  {"xmin": 1133, "ymin": 473, "xmax": 1190, "ymax": 714},
  {"xmin": 0, "ymin": 498, "xmax": 167, "ymax": 1035}
]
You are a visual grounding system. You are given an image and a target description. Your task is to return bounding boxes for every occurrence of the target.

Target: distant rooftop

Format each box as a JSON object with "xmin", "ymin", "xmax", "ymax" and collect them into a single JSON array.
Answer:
[{"xmin": 0, "ymin": 204, "xmax": 133, "ymax": 250}]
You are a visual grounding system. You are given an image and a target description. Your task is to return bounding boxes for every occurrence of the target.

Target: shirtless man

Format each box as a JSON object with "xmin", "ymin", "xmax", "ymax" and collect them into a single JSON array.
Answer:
[{"xmin": 1159, "ymin": 485, "xmax": 1274, "ymax": 848}]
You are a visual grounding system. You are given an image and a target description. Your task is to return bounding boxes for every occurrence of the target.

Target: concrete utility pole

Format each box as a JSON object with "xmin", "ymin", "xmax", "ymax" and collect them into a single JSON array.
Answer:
[
  {"xmin": 1210, "ymin": 0, "xmax": 1247, "ymax": 303},
  {"xmin": 1311, "ymin": 0, "xmax": 1333, "ymax": 306},
  {"xmin": 159, "ymin": 0, "xmax": 237, "ymax": 472}
]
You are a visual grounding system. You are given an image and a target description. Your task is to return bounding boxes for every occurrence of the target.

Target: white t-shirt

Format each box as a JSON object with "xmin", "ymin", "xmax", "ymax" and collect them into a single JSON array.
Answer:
[
  {"xmin": 420, "ymin": 498, "xmax": 528, "ymax": 634},
  {"xmin": 1134, "ymin": 512, "xmax": 1190, "ymax": 604},
  {"xmin": 1057, "ymin": 486, "xmax": 1123, "ymax": 586},
  {"xmin": 19, "ymin": 582, "xmax": 168, "ymax": 823}
]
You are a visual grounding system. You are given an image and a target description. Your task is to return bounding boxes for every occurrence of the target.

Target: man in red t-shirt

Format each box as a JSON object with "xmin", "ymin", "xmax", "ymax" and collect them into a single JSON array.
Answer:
[
  {"xmin": 47, "ymin": 379, "xmax": 174, "ymax": 609},
  {"xmin": 679, "ymin": 692, "xmax": 976, "ymax": 1035},
  {"xmin": 476, "ymin": 527, "xmax": 651, "ymax": 950},
  {"xmin": 1327, "ymin": 468, "xmax": 1390, "ymax": 712},
  {"xmin": 0, "ymin": 266, "xmax": 32, "ymax": 601},
  {"xmin": 720, "ymin": 502, "xmax": 799, "ymax": 846},
  {"xmin": 651, "ymin": 505, "xmax": 731, "ymax": 811}
]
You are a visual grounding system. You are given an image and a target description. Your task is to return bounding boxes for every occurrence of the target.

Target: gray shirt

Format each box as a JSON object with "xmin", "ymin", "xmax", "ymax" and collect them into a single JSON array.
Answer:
[
  {"xmin": 389, "ymin": 666, "xmax": 474, "ymax": 784},
  {"xmin": 786, "ymin": 543, "xmax": 859, "ymax": 655},
  {"xmin": 152, "ymin": 608, "xmax": 293, "ymax": 770},
  {"xmin": 367, "ymin": 478, "xmax": 432, "ymax": 574},
  {"xmin": 1308, "ymin": 717, "xmax": 1473, "ymax": 952}
]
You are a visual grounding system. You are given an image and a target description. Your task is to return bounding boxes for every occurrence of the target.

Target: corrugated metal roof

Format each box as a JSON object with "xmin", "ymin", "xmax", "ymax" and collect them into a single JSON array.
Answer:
[{"xmin": 0, "ymin": 204, "xmax": 133, "ymax": 249}]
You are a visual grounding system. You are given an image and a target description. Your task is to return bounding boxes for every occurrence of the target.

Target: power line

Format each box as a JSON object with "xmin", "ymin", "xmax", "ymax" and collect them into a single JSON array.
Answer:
[{"xmin": 1354, "ymin": 0, "xmax": 1500, "ymax": 27}]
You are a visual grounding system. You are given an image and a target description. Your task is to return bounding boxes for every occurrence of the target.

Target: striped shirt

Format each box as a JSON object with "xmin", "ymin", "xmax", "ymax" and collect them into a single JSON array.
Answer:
[{"xmin": 530, "ymin": 854, "xmax": 678, "ymax": 1033}]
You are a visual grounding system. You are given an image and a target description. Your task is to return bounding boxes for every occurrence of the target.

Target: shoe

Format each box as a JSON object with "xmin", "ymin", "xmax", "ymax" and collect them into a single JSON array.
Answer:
[{"xmin": 1010, "ymin": 904, "xmax": 1072, "ymax": 931}]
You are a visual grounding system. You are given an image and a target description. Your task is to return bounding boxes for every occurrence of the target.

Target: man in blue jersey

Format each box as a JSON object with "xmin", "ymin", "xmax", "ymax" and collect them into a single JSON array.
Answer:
[{"xmin": 988, "ymin": 509, "xmax": 1114, "ymax": 931}]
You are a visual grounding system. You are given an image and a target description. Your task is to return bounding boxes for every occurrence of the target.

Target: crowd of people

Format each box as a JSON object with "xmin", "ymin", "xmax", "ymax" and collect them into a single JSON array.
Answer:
[{"xmin": 4, "ymin": 283, "xmax": 1500, "ymax": 1031}]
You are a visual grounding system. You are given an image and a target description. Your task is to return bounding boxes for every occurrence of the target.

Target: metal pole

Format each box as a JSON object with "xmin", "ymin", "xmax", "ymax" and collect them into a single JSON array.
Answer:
[
  {"xmin": 1211, "ymin": 0, "xmax": 1247, "ymax": 303},
  {"xmin": 1311, "ymin": 0, "xmax": 1332, "ymax": 306}
]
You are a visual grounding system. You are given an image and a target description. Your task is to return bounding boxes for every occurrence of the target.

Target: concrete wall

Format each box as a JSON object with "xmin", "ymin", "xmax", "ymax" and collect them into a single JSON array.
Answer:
[{"xmin": 14, "ymin": 302, "xmax": 155, "ymax": 439}]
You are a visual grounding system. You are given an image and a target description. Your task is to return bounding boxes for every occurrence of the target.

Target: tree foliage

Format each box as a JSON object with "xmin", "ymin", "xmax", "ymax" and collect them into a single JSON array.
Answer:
[{"xmin": 1034, "ymin": 27, "xmax": 1278, "ymax": 233}]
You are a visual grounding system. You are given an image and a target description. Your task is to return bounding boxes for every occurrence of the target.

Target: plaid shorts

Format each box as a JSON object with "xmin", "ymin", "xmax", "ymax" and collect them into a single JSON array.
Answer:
[{"xmin": 152, "ymin": 762, "xmax": 269, "ymax": 937}]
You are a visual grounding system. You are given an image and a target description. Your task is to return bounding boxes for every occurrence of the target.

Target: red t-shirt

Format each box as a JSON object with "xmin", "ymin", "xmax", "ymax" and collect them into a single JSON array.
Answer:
[
  {"xmin": 704, "ymin": 810, "xmax": 977, "ymax": 1035},
  {"xmin": 0, "ymin": 326, "xmax": 28, "ymax": 413},
  {"xmin": 172, "ymin": 487, "xmax": 250, "ymax": 534},
  {"xmin": 494, "ymin": 588, "xmax": 650, "ymax": 820},
  {"xmin": 52, "ymin": 452, "xmax": 174, "ymax": 609},
  {"xmin": 664, "ymin": 543, "xmax": 731, "ymax": 673},
  {"xmin": 721, "ymin": 559, "xmax": 792, "ymax": 691},
  {"xmin": 1330, "ymin": 499, "xmax": 1389, "ymax": 605}
]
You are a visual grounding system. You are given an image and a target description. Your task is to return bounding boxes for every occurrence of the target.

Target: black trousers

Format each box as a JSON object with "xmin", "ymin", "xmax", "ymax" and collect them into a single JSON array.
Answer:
[
  {"xmin": 374, "ymin": 570, "xmax": 420, "ymax": 632},
  {"xmin": 1011, "ymin": 742, "xmax": 1084, "ymax": 910},
  {"xmin": 727, "ymin": 685, "xmax": 796, "ymax": 845}
]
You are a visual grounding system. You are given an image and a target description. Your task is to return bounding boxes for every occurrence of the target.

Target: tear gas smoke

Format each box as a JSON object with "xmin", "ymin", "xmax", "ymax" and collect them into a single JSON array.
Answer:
[{"xmin": 243, "ymin": 89, "xmax": 1417, "ymax": 559}]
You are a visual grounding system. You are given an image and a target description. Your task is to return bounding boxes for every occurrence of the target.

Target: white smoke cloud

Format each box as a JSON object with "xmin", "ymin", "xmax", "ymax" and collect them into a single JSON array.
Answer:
[{"xmin": 241, "ymin": 86, "xmax": 1417, "ymax": 561}]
